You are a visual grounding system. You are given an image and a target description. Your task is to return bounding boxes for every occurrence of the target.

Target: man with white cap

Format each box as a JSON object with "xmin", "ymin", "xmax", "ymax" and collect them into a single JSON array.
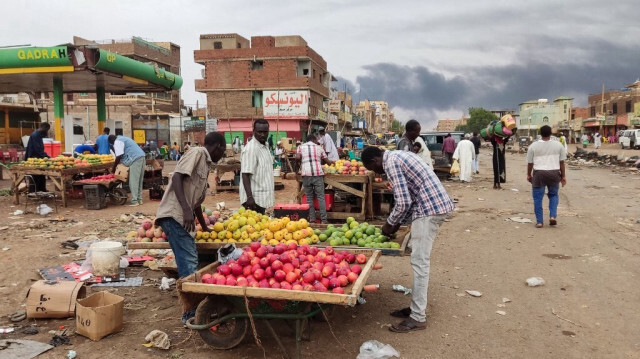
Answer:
[
  {"xmin": 318, "ymin": 127, "xmax": 339, "ymax": 162},
  {"xmin": 453, "ymin": 134, "xmax": 476, "ymax": 182}
]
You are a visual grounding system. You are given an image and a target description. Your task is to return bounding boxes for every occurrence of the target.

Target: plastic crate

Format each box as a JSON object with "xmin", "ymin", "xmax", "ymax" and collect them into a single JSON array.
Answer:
[
  {"xmin": 149, "ymin": 187, "xmax": 165, "ymax": 201},
  {"xmin": 273, "ymin": 203, "xmax": 310, "ymax": 221},
  {"xmin": 83, "ymin": 184, "xmax": 106, "ymax": 210},
  {"xmin": 301, "ymin": 190, "xmax": 334, "ymax": 211}
]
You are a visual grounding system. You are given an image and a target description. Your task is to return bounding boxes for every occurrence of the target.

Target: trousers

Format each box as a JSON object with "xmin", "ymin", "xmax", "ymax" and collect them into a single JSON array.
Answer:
[
  {"xmin": 302, "ymin": 176, "xmax": 327, "ymax": 222},
  {"xmin": 532, "ymin": 184, "xmax": 559, "ymax": 224},
  {"xmin": 128, "ymin": 157, "xmax": 145, "ymax": 204},
  {"xmin": 409, "ymin": 214, "xmax": 446, "ymax": 322},
  {"xmin": 157, "ymin": 217, "xmax": 198, "ymax": 278}
]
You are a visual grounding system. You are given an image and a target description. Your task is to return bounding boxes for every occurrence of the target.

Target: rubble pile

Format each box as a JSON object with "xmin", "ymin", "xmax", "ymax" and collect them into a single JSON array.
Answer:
[{"xmin": 569, "ymin": 148, "xmax": 640, "ymax": 169}]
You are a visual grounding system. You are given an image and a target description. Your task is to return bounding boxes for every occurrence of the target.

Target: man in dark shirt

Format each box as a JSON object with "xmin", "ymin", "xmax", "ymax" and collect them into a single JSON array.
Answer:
[
  {"xmin": 470, "ymin": 132, "xmax": 482, "ymax": 174},
  {"xmin": 24, "ymin": 122, "xmax": 51, "ymax": 192}
]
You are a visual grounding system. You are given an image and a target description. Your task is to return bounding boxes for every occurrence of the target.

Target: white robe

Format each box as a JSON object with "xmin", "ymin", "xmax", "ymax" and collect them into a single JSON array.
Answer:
[
  {"xmin": 413, "ymin": 136, "xmax": 432, "ymax": 167},
  {"xmin": 593, "ymin": 134, "xmax": 601, "ymax": 148},
  {"xmin": 453, "ymin": 139, "xmax": 476, "ymax": 182}
]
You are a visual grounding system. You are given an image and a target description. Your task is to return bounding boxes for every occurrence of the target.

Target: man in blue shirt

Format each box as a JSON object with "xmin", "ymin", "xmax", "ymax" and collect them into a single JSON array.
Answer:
[
  {"xmin": 362, "ymin": 147, "xmax": 454, "ymax": 333},
  {"xmin": 95, "ymin": 127, "xmax": 111, "ymax": 154},
  {"xmin": 109, "ymin": 135, "xmax": 146, "ymax": 206},
  {"xmin": 24, "ymin": 122, "xmax": 50, "ymax": 192},
  {"xmin": 74, "ymin": 143, "xmax": 96, "ymax": 156}
]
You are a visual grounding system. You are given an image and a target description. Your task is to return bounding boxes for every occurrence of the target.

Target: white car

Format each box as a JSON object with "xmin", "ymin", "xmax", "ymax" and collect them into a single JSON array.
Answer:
[{"xmin": 620, "ymin": 129, "xmax": 640, "ymax": 149}]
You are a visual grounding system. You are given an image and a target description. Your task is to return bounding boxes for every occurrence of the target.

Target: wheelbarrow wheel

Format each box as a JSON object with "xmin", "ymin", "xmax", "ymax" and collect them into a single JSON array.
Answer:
[
  {"xmin": 111, "ymin": 188, "xmax": 128, "ymax": 205},
  {"xmin": 195, "ymin": 295, "xmax": 248, "ymax": 350}
]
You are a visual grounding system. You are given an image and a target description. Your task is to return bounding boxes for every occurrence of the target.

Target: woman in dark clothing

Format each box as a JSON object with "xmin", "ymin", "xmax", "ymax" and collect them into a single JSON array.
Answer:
[{"xmin": 24, "ymin": 122, "xmax": 51, "ymax": 192}]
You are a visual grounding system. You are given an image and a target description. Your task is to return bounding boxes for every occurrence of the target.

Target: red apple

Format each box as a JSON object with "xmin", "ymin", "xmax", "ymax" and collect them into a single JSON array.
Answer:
[
  {"xmin": 314, "ymin": 282, "xmax": 327, "ymax": 292},
  {"xmin": 229, "ymin": 263, "xmax": 242, "ymax": 276},
  {"xmin": 225, "ymin": 277, "xmax": 237, "ymax": 286},
  {"xmin": 217, "ymin": 264, "xmax": 231, "ymax": 276},
  {"xmin": 237, "ymin": 255, "xmax": 250, "ymax": 267},
  {"xmin": 303, "ymin": 283, "xmax": 315, "ymax": 291},
  {"xmin": 286, "ymin": 271, "xmax": 298, "ymax": 283},
  {"xmin": 274, "ymin": 244, "xmax": 286, "ymax": 254},
  {"xmin": 337, "ymin": 275, "xmax": 348, "ymax": 287},
  {"xmin": 237, "ymin": 277, "xmax": 248, "ymax": 287},
  {"xmin": 346, "ymin": 254, "xmax": 355, "ymax": 263},
  {"xmin": 253, "ymin": 268, "xmax": 265, "ymax": 281},
  {"xmin": 309, "ymin": 246, "xmax": 319, "ymax": 256},
  {"xmin": 321, "ymin": 277, "xmax": 330, "ymax": 288},
  {"xmin": 215, "ymin": 276, "xmax": 226, "ymax": 285},
  {"xmin": 351, "ymin": 265, "xmax": 362, "ymax": 275},
  {"xmin": 292, "ymin": 258, "xmax": 300, "ymax": 268},
  {"xmin": 347, "ymin": 272, "xmax": 359, "ymax": 283},
  {"xmin": 356, "ymin": 254, "xmax": 367, "ymax": 264},
  {"xmin": 337, "ymin": 267, "xmax": 349, "ymax": 276},
  {"xmin": 324, "ymin": 255, "xmax": 334, "ymax": 264},
  {"xmin": 283, "ymin": 263, "xmax": 294, "ymax": 273},
  {"xmin": 274, "ymin": 270, "xmax": 286, "ymax": 282},
  {"xmin": 292, "ymin": 284, "xmax": 303, "ymax": 291},
  {"xmin": 259, "ymin": 279, "xmax": 270, "ymax": 288},
  {"xmin": 302, "ymin": 272, "xmax": 315, "ymax": 284},
  {"xmin": 249, "ymin": 281, "xmax": 259, "ymax": 287},
  {"xmin": 332, "ymin": 287, "xmax": 345, "ymax": 294},
  {"xmin": 271, "ymin": 282, "xmax": 281, "ymax": 289},
  {"xmin": 322, "ymin": 265, "xmax": 334, "ymax": 278},
  {"xmin": 280, "ymin": 282, "xmax": 292, "ymax": 290},
  {"xmin": 259, "ymin": 257, "xmax": 270, "ymax": 268},
  {"xmin": 325, "ymin": 246, "xmax": 334, "ymax": 255},
  {"xmin": 287, "ymin": 242, "xmax": 297, "ymax": 251},
  {"xmin": 250, "ymin": 242, "xmax": 261, "ymax": 252},
  {"xmin": 243, "ymin": 266, "xmax": 252, "ymax": 277},
  {"xmin": 264, "ymin": 267, "xmax": 273, "ymax": 279},
  {"xmin": 306, "ymin": 255, "xmax": 316, "ymax": 263},
  {"xmin": 256, "ymin": 246, "xmax": 267, "ymax": 258},
  {"xmin": 251, "ymin": 257, "xmax": 260, "ymax": 266},
  {"xmin": 201, "ymin": 273, "xmax": 213, "ymax": 284},
  {"xmin": 328, "ymin": 277, "xmax": 341, "ymax": 289}
]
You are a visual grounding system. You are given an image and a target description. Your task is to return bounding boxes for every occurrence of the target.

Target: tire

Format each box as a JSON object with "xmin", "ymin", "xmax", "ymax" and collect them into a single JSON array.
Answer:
[
  {"xmin": 195, "ymin": 295, "xmax": 248, "ymax": 350},
  {"xmin": 111, "ymin": 188, "xmax": 128, "ymax": 206}
]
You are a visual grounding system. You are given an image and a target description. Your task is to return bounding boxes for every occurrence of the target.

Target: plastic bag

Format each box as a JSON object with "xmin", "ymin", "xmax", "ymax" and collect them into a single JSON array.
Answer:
[
  {"xmin": 79, "ymin": 247, "xmax": 93, "ymax": 272},
  {"xmin": 36, "ymin": 204, "xmax": 53, "ymax": 216},
  {"xmin": 218, "ymin": 243, "xmax": 243, "ymax": 264},
  {"xmin": 356, "ymin": 340, "xmax": 400, "ymax": 359},
  {"xmin": 450, "ymin": 159, "xmax": 460, "ymax": 175}
]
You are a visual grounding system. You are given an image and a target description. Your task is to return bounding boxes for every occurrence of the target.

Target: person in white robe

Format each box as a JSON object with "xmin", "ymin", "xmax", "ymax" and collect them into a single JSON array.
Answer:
[
  {"xmin": 453, "ymin": 134, "xmax": 476, "ymax": 182},
  {"xmin": 412, "ymin": 135, "xmax": 432, "ymax": 168}
]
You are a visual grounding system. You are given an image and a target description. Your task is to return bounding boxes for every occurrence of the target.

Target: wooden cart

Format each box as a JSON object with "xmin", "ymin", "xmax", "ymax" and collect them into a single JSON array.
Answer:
[
  {"xmin": 9, "ymin": 163, "xmax": 113, "ymax": 207},
  {"xmin": 295, "ymin": 173, "xmax": 374, "ymax": 221},
  {"xmin": 180, "ymin": 249, "xmax": 381, "ymax": 359},
  {"xmin": 309, "ymin": 223, "xmax": 412, "ymax": 256}
]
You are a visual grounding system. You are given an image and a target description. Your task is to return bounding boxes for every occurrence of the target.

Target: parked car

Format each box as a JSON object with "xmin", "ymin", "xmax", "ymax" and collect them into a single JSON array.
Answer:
[
  {"xmin": 419, "ymin": 131, "xmax": 465, "ymax": 166},
  {"xmin": 619, "ymin": 129, "xmax": 640, "ymax": 149}
]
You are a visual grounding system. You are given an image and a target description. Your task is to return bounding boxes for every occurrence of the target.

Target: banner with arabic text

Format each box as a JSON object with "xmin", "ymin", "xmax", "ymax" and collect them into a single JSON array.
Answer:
[{"xmin": 263, "ymin": 90, "xmax": 309, "ymax": 119}]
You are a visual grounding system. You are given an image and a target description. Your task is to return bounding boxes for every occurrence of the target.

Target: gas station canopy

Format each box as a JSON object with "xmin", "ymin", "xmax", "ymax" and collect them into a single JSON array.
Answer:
[{"xmin": 0, "ymin": 45, "xmax": 182, "ymax": 93}]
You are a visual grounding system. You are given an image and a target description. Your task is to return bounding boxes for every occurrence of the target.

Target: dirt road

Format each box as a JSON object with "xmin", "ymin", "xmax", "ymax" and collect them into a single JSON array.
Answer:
[{"xmin": 0, "ymin": 150, "xmax": 638, "ymax": 359}]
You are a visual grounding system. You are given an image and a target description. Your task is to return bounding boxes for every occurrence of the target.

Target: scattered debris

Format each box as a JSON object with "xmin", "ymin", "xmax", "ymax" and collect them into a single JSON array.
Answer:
[
  {"xmin": 542, "ymin": 254, "xmax": 572, "ymax": 260},
  {"xmin": 22, "ymin": 326, "xmax": 39, "ymax": 335},
  {"xmin": 159, "ymin": 277, "xmax": 176, "ymax": 291},
  {"xmin": 144, "ymin": 330, "xmax": 171, "ymax": 350},
  {"xmin": 12, "ymin": 210, "xmax": 24, "ymax": 216},
  {"xmin": 477, "ymin": 198, "xmax": 485, "ymax": 201},
  {"xmin": 0, "ymin": 327, "xmax": 15, "ymax": 334},
  {"xmin": 67, "ymin": 350, "xmax": 77, "ymax": 359},
  {"xmin": 357, "ymin": 340, "xmax": 400, "ymax": 359},
  {"xmin": 456, "ymin": 293, "xmax": 466, "ymax": 297},
  {"xmin": 551, "ymin": 308, "xmax": 583, "ymax": 327},
  {"xmin": 49, "ymin": 331, "xmax": 71, "ymax": 347},
  {"xmin": 496, "ymin": 311, "xmax": 506, "ymax": 316},
  {"xmin": 2, "ymin": 247, "xmax": 9, "ymax": 251},
  {"xmin": 465, "ymin": 290, "xmax": 482, "ymax": 297},
  {"xmin": 9, "ymin": 310, "xmax": 26, "ymax": 322},
  {"xmin": 502, "ymin": 297, "xmax": 511, "ymax": 303},
  {"xmin": 391, "ymin": 284, "xmax": 412, "ymax": 295},
  {"xmin": 510, "ymin": 188, "xmax": 519, "ymax": 192},
  {"xmin": 562, "ymin": 330, "xmax": 576, "ymax": 337},
  {"xmin": 0, "ymin": 339, "xmax": 54, "ymax": 358},
  {"xmin": 508, "ymin": 217, "xmax": 533, "ymax": 223},
  {"xmin": 526, "ymin": 277, "xmax": 546, "ymax": 287}
]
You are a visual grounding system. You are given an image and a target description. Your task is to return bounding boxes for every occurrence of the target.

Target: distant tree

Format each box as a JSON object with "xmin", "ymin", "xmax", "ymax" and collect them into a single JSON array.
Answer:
[
  {"xmin": 390, "ymin": 119, "xmax": 404, "ymax": 136},
  {"xmin": 462, "ymin": 108, "xmax": 499, "ymax": 134}
]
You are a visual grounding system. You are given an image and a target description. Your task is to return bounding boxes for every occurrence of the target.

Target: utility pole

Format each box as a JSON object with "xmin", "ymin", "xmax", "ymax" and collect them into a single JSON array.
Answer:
[{"xmin": 599, "ymin": 83, "xmax": 604, "ymax": 134}]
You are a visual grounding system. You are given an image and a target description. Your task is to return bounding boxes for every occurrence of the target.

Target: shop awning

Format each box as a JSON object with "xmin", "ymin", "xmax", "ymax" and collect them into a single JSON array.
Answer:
[{"xmin": 617, "ymin": 114, "xmax": 628, "ymax": 125}]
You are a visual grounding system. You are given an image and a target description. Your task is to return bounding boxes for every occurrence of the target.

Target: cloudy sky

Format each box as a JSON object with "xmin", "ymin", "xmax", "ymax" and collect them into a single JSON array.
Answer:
[{"xmin": 4, "ymin": 0, "xmax": 639, "ymax": 129}]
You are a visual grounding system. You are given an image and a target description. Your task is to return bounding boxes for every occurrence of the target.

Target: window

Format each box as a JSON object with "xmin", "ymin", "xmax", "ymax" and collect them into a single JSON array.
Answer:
[
  {"xmin": 626, "ymin": 100, "xmax": 632, "ymax": 113},
  {"xmin": 296, "ymin": 60, "xmax": 311, "ymax": 77},
  {"xmin": 251, "ymin": 91, "xmax": 263, "ymax": 108},
  {"xmin": 80, "ymin": 93, "xmax": 88, "ymax": 97},
  {"xmin": 250, "ymin": 60, "xmax": 263, "ymax": 70},
  {"xmin": 115, "ymin": 128, "xmax": 123, "ymax": 136},
  {"xmin": 66, "ymin": 93, "xmax": 74, "ymax": 101},
  {"xmin": 313, "ymin": 69, "xmax": 316, "ymax": 79},
  {"xmin": 563, "ymin": 103, "xmax": 567, "ymax": 113},
  {"xmin": 237, "ymin": 43, "xmax": 241, "ymax": 49},
  {"xmin": 213, "ymin": 41, "xmax": 222, "ymax": 49},
  {"xmin": 590, "ymin": 107, "xmax": 596, "ymax": 117},
  {"xmin": 302, "ymin": 69, "xmax": 309, "ymax": 76},
  {"xmin": 612, "ymin": 103, "xmax": 618, "ymax": 114}
]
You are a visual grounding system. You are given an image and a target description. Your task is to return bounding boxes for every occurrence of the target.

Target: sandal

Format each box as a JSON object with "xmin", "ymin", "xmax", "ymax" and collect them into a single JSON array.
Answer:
[
  {"xmin": 549, "ymin": 218, "xmax": 557, "ymax": 226},
  {"xmin": 389, "ymin": 318, "xmax": 427, "ymax": 333},
  {"xmin": 535, "ymin": 223, "xmax": 543, "ymax": 228},
  {"xmin": 390, "ymin": 307, "xmax": 411, "ymax": 318}
]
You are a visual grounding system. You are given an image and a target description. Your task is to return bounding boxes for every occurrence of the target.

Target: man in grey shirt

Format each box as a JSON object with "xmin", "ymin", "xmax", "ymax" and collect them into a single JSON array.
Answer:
[{"xmin": 396, "ymin": 119, "xmax": 421, "ymax": 151}]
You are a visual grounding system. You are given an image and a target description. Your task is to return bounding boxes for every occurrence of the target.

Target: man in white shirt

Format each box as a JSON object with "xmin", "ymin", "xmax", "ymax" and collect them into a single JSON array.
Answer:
[
  {"xmin": 240, "ymin": 119, "xmax": 275, "ymax": 214},
  {"xmin": 318, "ymin": 127, "xmax": 339, "ymax": 162}
]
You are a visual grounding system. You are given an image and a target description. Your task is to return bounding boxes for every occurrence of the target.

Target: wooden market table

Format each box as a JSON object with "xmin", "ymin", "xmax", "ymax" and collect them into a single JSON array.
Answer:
[
  {"xmin": 213, "ymin": 162, "xmax": 241, "ymax": 193},
  {"xmin": 9, "ymin": 163, "xmax": 113, "ymax": 207},
  {"xmin": 295, "ymin": 173, "xmax": 374, "ymax": 221}
]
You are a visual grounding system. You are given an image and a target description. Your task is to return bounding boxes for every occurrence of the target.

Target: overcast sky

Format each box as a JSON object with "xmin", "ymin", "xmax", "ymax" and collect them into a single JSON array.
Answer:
[{"xmin": 4, "ymin": 0, "xmax": 639, "ymax": 129}]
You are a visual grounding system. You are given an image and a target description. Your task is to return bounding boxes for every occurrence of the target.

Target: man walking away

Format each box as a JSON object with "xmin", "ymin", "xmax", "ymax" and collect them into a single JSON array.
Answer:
[
  {"xmin": 442, "ymin": 133, "xmax": 456, "ymax": 165},
  {"xmin": 593, "ymin": 132, "xmax": 602, "ymax": 149},
  {"xmin": 240, "ymin": 119, "xmax": 274, "ymax": 214},
  {"xmin": 581, "ymin": 133, "xmax": 589, "ymax": 149},
  {"xmin": 24, "ymin": 122, "xmax": 51, "ymax": 192},
  {"xmin": 110, "ymin": 135, "xmax": 146, "ymax": 206},
  {"xmin": 155, "ymin": 132, "xmax": 226, "ymax": 322},
  {"xmin": 526, "ymin": 125, "xmax": 567, "ymax": 228},
  {"xmin": 453, "ymin": 134, "xmax": 476, "ymax": 182},
  {"xmin": 318, "ymin": 127, "xmax": 340, "ymax": 162},
  {"xmin": 470, "ymin": 132, "xmax": 481, "ymax": 174},
  {"xmin": 95, "ymin": 127, "xmax": 111, "ymax": 155},
  {"xmin": 361, "ymin": 147, "xmax": 455, "ymax": 333},
  {"xmin": 296, "ymin": 133, "xmax": 334, "ymax": 223}
]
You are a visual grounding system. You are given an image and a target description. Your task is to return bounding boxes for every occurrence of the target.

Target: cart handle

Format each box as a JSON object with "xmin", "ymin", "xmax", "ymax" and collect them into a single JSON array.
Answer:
[{"xmin": 185, "ymin": 306, "xmax": 325, "ymax": 331}]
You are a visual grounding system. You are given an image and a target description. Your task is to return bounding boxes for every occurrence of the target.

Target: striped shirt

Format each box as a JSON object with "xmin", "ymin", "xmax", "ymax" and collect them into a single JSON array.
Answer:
[
  {"xmin": 297, "ymin": 141, "xmax": 326, "ymax": 176},
  {"xmin": 384, "ymin": 150, "xmax": 455, "ymax": 226},
  {"xmin": 240, "ymin": 138, "xmax": 275, "ymax": 208}
]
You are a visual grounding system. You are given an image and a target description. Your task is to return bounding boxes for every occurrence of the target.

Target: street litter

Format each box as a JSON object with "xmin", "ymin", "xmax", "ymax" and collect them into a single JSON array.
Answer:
[
  {"xmin": 12, "ymin": 210, "xmax": 24, "ymax": 216},
  {"xmin": 465, "ymin": 290, "xmax": 482, "ymax": 297},
  {"xmin": 67, "ymin": 350, "xmax": 77, "ymax": 359},
  {"xmin": 36, "ymin": 204, "xmax": 53, "ymax": 216},
  {"xmin": 526, "ymin": 277, "xmax": 546, "ymax": 287},
  {"xmin": 9, "ymin": 309, "xmax": 26, "ymax": 322},
  {"xmin": 159, "ymin": 277, "xmax": 176, "ymax": 290},
  {"xmin": 496, "ymin": 311, "xmax": 506, "ymax": 315},
  {"xmin": 144, "ymin": 330, "xmax": 171, "ymax": 350},
  {"xmin": 511, "ymin": 188, "xmax": 519, "ymax": 192},
  {"xmin": 0, "ymin": 339, "xmax": 53, "ymax": 359},
  {"xmin": 357, "ymin": 340, "xmax": 400, "ymax": 359},
  {"xmin": 0, "ymin": 327, "xmax": 15, "ymax": 334},
  {"xmin": 502, "ymin": 297, "xmax": 511, "ymax": 303},
  {"xmin": 508, "ymin": 217, "xmax": 533, "ymax": 223},
  {"xmin": 391, "ymin": 284, "xmax": 412, "ymax": 295}
]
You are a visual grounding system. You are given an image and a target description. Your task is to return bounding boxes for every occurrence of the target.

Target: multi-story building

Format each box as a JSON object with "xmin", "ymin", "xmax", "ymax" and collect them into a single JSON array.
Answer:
[
  {"xmin": 355, "ymin": 100, "xmax": 375, "ymax": 132},
  {"xmin": 195, "ymin": 33, "xmax": 330, "ymax": 142},
  {"xmin": 586, "ymin": 80, "xmax": 640, "ymax": 136},
  {"xmin": 518, "ymin": 97, "xmax": 573, "ymax": 137},
  {"xmin": 435, "ymin": 118, "xmax": 464, "ymax": 132},
  {"xmin": 37, "ymin": 36, "xmax": 181, "ymax": 144},
  {"xmin": 369, "ymin": 101, "xmax": 393, "ymax": 133},
  {"xmin": 570, "ymin": 107, "xmax": 589, "ymax": 142}
]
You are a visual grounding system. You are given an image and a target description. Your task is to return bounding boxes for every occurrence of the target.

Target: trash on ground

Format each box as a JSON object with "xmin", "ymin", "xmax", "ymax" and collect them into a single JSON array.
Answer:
[
  {"xmin": 357, "ymin": 339, "xmax": 400, "ymax": 359},
  {"xmin": 67, "ymin": 350, "xmax": 77, "ymax": 359},
  {"xmin": 392, "ymin": 284, "xmax": 412, "ymax": 295},
  {"xmin": 477, "ymin": 198, "xmax": 485, "ymax": 201},
  {"xmin": 511, "ymin": 188, "xmax": 519, "ymax": 192},
  {"xmin": 508, "ymin": 217, "xmax": 533, "ymax": 223},
  {"xmin": 36, "ymin": 204, "xmax": 53, "ymax": 216},
  {"xmin": 526, "ymin": 277, "xmax": 546, "ymax": 287},
  {"xmin": 0, "ymin": 327, "xmax": 15, "ymax": 334},
  {"xmin": 49, "ymin": 331, "xmax": 71, "ymax": 347},
  {"xmin": 159, "ymin": 277, "xmax": 176, "ymax": 291},
  {"xmin": 9, "ymin": 309, "xmax": 26, "ymax": 322},
  {"xmin": 144, "ymin": 330, "xmax": 171, "ymax": 350},
  {"xmin": 496, "ymin": 311, "xmax": 506, "ymax": 315},
  {"xmin": 465, "ymin": 290, "xmax": 482, "ymax": 297},
  {"xmin": 22, "ymin": 326, "xmax": 39, "ymax": 335},
  {"xmin": 0, "ymin": 339, "xmax": 53, "ymax": 359},
  {"xmin": 503, "ymin": 297, "xmax": 512, "ymax": 303},
  {"xmin": 12, "ymin": 210, "xmax": 24, "ymax": 216}
]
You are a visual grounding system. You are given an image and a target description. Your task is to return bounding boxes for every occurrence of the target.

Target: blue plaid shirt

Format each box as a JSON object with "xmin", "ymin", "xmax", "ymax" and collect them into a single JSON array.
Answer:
[{"xmin": 384, "ymin": 150, "xmax": 455, "ymax": 226}]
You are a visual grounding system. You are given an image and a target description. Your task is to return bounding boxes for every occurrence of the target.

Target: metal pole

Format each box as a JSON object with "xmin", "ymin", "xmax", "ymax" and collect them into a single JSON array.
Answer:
[
  {"xmin": 53, "ymin": 77, "xmax": 65, "ymax": 149},
  {"xmin": 97, "ymin": 86, "xmax": 106, "ymax": 134},
  {"xmin": 86, "ymin": 106, "xmax": 90, "ymax": 141}
]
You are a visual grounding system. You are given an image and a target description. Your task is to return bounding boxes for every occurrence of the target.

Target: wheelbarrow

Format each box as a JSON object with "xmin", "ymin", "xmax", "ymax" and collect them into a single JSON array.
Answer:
[{"xmin": 181, "ymin": 249, "xmax": 381, "ymax": 359}]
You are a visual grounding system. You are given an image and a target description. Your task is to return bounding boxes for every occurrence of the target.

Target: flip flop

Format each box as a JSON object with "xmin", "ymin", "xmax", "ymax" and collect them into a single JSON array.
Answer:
[
  {"xmin": 390, "ymin": 307, "xmax": 411, "ymax": 318},
  {"xmin": 389, "ymin": 318, "xmax": 427, "ymax": 333},
  {"xmin": 549, "ymin": 218, "xmax": 557, "ymax": 226},
  {"xmin": 535, "ymin": 223, "xmax": 543, "ymax": 228}
]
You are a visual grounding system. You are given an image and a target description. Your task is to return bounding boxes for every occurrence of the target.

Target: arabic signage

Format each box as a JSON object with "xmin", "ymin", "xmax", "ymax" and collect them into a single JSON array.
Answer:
[
  {"xmin": 0, "ymin": 46, "xmax": 72, "ymax": 68},
  {"xmin": 328, "ymin": 100, "xmax": 341, "ymax": 113},
  {"xmin": 262, "ymin": 90, "xmax": 309, "ymax": 120},
  {"xmin": 317, "ymin": 110, "xmax": 327, "ymax": 122}
]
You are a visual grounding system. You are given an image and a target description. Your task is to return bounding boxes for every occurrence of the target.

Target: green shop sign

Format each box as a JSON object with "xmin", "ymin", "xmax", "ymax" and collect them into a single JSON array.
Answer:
[
  {"xmin": 95, "ymin": 49, "xmax": 183, "ymax": 90},
  {"xmin": 0, "ymin": 46, "xmax": 71, "ymax": 68}
]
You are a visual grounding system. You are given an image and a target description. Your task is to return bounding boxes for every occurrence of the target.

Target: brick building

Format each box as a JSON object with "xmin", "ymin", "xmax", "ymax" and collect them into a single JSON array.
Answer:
[
  {"xmin": 37, "ymin": 36, "xmax": 181, "ymax": 144},
  {"xmin": 586, "ymin": 80, "xmax": 640, "ymax": 136},
  {"xmin": 195, "ymin": 33, "xmax": 330, "ymax": 142}
]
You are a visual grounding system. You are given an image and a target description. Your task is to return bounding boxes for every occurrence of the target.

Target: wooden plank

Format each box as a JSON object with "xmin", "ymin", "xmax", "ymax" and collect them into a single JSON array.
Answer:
[
  {"xmin": 128, "ymin": 241, "xmax": 250, "ymax": 250},
  {"xmin": 181, "ymin": 249, "xmax": 381, "ymax": 307},
  {"xmin": 325, "ymin": 179, "xmax": 364, "ymax": 198}
]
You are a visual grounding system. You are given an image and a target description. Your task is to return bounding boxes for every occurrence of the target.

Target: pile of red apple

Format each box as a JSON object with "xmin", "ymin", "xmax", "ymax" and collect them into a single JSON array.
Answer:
[
  {"xmin": 200, "ymin": 243, "xmax": 367, "ymax": 294},
  {"xmin": 84, "ymin": 174, "xmax": 116, "ymax": 182}
]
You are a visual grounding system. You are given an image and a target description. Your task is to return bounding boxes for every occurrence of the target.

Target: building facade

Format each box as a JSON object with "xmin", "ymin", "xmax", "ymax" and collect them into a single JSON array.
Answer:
[
  {"xmin": 195, "ymin": 33, "xmax": 330, "ymax": 142},
  {"xmin": 518, "ymin": 97, "xmax": 572, "ymax": 137},
  {"xmin": 586, "ymin": 80, "xmax": 640, "ymax": 137},
  {"xmin": 367, "ymin": 101, "xmax": 393, "ymax": 134}
]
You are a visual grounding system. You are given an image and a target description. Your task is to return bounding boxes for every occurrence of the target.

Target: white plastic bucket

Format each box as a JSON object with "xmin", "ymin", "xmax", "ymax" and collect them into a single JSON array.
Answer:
[
  {"xmin": 273, "ymin": 168, "xmax": 281, "ymax": 177},
  {"xmin": 90, "ymin": 241, "xmax": 124, "ymax": 277}
]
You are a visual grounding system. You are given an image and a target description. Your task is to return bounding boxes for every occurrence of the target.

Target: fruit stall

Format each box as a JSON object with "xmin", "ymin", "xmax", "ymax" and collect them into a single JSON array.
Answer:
[
  {"xmin": 9, "ymin": 154, "xmax": 114, "ymax": 207},
  {"xmin": 179, "ymin": 242, "xmax": 382, "ymax": 359},
  {"xmin": 295, "ymin": 160, "xmax": 375, "ymax": 221}
]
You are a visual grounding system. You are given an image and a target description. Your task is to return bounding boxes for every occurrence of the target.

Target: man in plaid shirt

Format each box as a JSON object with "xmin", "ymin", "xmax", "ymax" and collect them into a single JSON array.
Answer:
[
  {"xmin": 361, "ymin": 146, "xmax": 455, "ymax": 333},
  {"xmin": 296, "ymin": 133, "xmax": 334, "ymax": 223}
]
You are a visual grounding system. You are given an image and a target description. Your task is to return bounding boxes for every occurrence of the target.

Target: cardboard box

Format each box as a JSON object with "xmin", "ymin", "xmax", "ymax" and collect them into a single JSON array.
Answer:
[
  {"xmin": 26, "ymin": 280, "xmax": 86, "ymax": 319},
  {"xmin": 114, "ymin": 164, "xmax": 129, "ymax": 181},
  {"xmin": 281, "ymin": 137, "xmax": 294, "ymax": 150},
  {"xmin": 75, "ymin": 291, "xmax": 124, "ymax": 341}
]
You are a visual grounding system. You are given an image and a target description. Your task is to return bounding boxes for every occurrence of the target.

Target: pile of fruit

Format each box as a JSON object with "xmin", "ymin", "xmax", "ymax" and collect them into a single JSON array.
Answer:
[
  {"xmin": 319, "ymin": 217, "xmax": 400, "ymax": 249},
  {"xmin": 78, "ymin": 154, "xmax": 114, "ymax": 165},
  {"xmin": 195, "ymin": 207, "xmax": 319, "ymax": 245},
  {"xmin": 127, "ymin": 219, "xmax": 167, "ymax": 242},
  {"xmin": 200, "ymin": 243, "xmax": 366, "ymax": 293},
  {"xmin": 19, "ymin": 156, "xmax": 76, "ymax": 170},
  {"xmin": 323, "ymin": 159, "xmax": 369, "ymax": 176},
  {"xmin": 82, "ymin": 174, "xmax": 116, "ymax": 182}
]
